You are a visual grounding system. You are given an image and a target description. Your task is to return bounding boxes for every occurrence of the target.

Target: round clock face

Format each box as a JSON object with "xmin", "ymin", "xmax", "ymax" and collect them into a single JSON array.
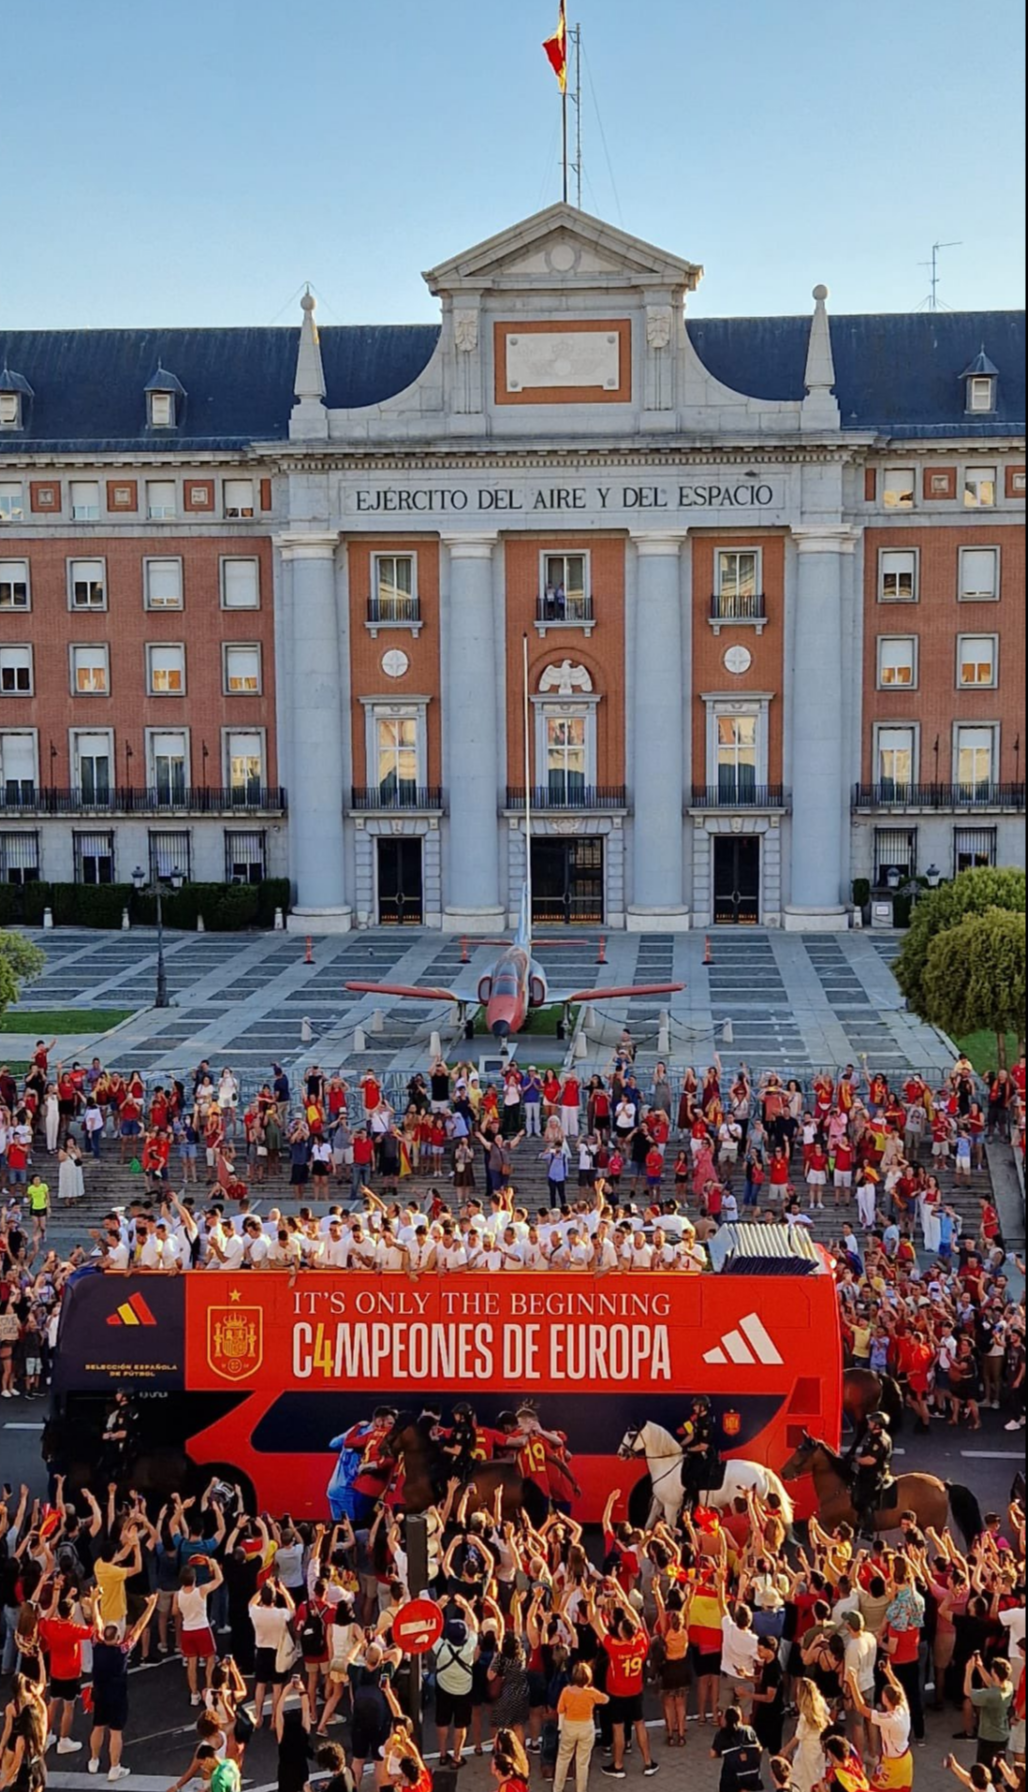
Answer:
[
  {"xmin": 724, "ymin": 644, "xmax": 753, "ymax": 676},
  {"xmin": 381, "ymin": 649, "xmax": 409, "ymax": 680}
]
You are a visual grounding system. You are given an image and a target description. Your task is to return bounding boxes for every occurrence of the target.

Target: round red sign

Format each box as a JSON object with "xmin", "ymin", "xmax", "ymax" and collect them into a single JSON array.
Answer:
[{"xmin": 393, "ymin": 1597, "xmax": 445, "ymax": 1657}]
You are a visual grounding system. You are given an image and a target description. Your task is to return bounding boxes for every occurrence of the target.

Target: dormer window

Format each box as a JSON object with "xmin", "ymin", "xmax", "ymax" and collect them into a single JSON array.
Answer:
[
  {"xmin": 0, "ymin": 393, "xmax": 20, "ymax": 428},
  {"xmin": 149, "ymin": 390, "xmax": 175, "ymax": 428},
  {"xmin": 0, "ymin": 367, "xmax": 32, "ymax": 432},
  {"xmin": 144, "ymin": 365, "xmax": 185, "ymax": 431},
  {"xmin": 961, "ymin": 348, "xmax": 998, "ymax": 416}
]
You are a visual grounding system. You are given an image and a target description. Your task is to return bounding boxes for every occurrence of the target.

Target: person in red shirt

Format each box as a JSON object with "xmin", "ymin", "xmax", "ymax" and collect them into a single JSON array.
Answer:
[
  {"xmin": 33, "ymin": 1037, "xmax": 56, "ymax": 1075},
  {"xmin": 806, "ymin": 1142, "xmax": 828, "ymax": 1209},
  {"xmin": 360, "ymin": 1072, "xmax": 382, "ymax": 1117},
  {"xmin": 898, "ymin": 1328, "xmax": 934, "ymax": 1432},
  {"xmin": 40, "ymin": 1594, "xmax": 93, "ymax": 1751},
  {"xmin": 590, "ymin": 1586, "xmax": 658, "ymax": 1777}
]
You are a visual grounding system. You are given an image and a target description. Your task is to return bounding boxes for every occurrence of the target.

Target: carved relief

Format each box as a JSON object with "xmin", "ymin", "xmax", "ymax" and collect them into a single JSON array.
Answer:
[
  {"xmin": 646, "ymin": 306, "xmax": 673, "ymax": 350},
  {"xmin": 453, "ymin": 311, "xmax": 479, "ymax": 353},
  {"xmin": 538, "ymin": 660, "xmax": 593, "ymax": 696}
]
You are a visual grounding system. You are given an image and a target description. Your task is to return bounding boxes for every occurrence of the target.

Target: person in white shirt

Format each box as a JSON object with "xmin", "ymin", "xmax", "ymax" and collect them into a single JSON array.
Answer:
[
  {"xmin": 241, "ymin": 1220, "xmax": 271, "ymax": 1268},
  {"xmin": 720, "ymin": 1605, "xmax": 760, "ymax": 1707},
  {"xmin": 522, "ymin": 1228, "xmax": 547, "ymax": 1272},
  {"xmin": 376, "ymin": 1228, "xmax": 410, "ymax": 1274},
  {"xmin": 629, "ymin": 1234, "xmax": 654, "ymax": 1273},
  {"xmin": 266, "ymin": 1230, "xmax": 303, "ymax": 1273},
  {"xmin": 322, "ymin": 1222, "xmax": 350, "ymax": 1268},
  {"xmin": 347, "ymin": 1227, "xmax": 379, "ymax": 1272},
  {"xmin": 842, "ymin": 1612, "xmax": 879, "ymax": 1755},
  {"xmin": 499, "ymin": 1226, "xmax": 525, "ymax": 1271},
  {"xmin": 437, "ymin": 1234, "xmax": 467, "ymax": 1274},
  {"xmin": 103, "ymin": 1238, "xmax": 131, "ymax": 1272},
  {"xmin": 140, "ymin": 1222, "xmax": 181, "ymax": 1272},
  {"xmin": 556, "ymin": 1228, "xmax": 592, "ymax": 1271},
  {"xmin": 208, "ymin": 1226, "xmax": 244, "ymax": 1271},
  {"xmin": 650, "ymin": 1228, "xmax": 677, "ymax": 1271},
  {"xmin": 469, "ymin": 1234, "xmax": 504, "ymax": 1275},
  {"xmin": 718, "ymin": 1120, "xmax": 743, "ymax": 1166},
  {"xmin": 722, "ymin": 1190, "xmax": 739, "ymax": 1225},
  {"xmin": 591, "ymin": 1222, "xmax": 619, "ymax": 1274},
  {"xmin": 408, "ymin": 1229, "xmax": 437, "ymax": 1275}
]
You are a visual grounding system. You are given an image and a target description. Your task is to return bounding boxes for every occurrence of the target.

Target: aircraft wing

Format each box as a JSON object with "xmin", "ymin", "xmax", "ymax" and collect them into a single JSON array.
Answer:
[
  {"xmin": 343, "ymin": 981, "xmax": 472, "ymax": 1004},
  {"xmin": 552, "ymin": 981, "xmax": 685, "ymax": 1004}
]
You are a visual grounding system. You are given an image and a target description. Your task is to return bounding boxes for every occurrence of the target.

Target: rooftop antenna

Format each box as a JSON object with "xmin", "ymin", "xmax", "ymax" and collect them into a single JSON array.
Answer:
[{"xmin": 917, "ymin": 240, "xmax": 961, "ymax": 312}]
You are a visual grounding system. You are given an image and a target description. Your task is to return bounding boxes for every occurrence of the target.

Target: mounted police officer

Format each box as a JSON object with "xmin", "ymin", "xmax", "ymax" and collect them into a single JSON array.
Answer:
[
  {"xmin": 100, "ymin": 1387, "xmax": 141, "ymax": 1483},
  {"xmin": 849, "ymin": 1409, "xmax": 893, "ymax": 1536},
  {"xmin": 678, "ymin": 1396, "xmax": 717, "ymax": 1509}
]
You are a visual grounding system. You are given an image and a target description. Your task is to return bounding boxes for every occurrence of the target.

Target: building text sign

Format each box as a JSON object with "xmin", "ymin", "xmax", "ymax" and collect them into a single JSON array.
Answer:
[{"xmin": 344, "ymin": 474, "xmax": 786, "ymax": 521}]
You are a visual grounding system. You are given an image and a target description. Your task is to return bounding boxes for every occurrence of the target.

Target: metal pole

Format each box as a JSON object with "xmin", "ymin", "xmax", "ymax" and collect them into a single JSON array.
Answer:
[
  {"xmin": 573, "ymin": 23, "xmax": 582, "ymax": 209},
  {"xmin": 561, "ymin": 83, "xmax": 568, "ymax": 203},
  {"xmin": 155, "ymin": 883, "xmax": 168, "ymax": 1008}
]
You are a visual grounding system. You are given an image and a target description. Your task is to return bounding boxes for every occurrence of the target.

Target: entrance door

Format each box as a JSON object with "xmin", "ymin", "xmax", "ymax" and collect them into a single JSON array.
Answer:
[
  {"xmin": 377, "ymin": 838, "xmax": 423, "ymax": 925},
  {"xmin": 713, "ymin": 837, "xmax": 760, "ymax": 925},
  {"xmin": 531, "ymin": 838, "xmax": 604, "ymax": 926}
]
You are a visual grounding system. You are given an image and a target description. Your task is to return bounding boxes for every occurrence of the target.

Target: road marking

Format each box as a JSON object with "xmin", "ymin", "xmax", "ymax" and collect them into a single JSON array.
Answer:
[
  {"xmin": 961, "ymin": 1450, "xmax": 1026, "ymax": 1460},
  {"xmin": 48, "ymin": 1777, "xmax": 176, "ymax": 1791},
  {"xmin": 3, "ymin": 1420, "xmax": 45, "ymax": 1430}
]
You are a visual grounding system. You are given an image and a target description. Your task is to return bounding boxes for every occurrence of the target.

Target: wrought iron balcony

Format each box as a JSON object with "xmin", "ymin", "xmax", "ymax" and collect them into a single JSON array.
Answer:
[
  {"xmin": 853, "ymin": 782, "xmax": 1026, "ymax": 812},
  {"xmin": 709, "ymin": 591, "xmax": 767, "ymax": 633},
  {"xmin": 535, "ymin": 594, "xmax": 595, "ymax": 630},
  {"xmin": 0, "ymin": 785, "xmax": 287, "ymax": 816},
  {"xmin": 505, "ymin": 785, "xmax": 628, "ymax": 811},
  {"xmin": 350, "ymin": 785, "xmax": 445, "ymax": 811},
  {"xmin": 689, "ymin": 784, "xmax": 789, "ymax": 810},
  {"xmin": 365, "ymin": 595, "xmax": 422, "ymax": 634}
]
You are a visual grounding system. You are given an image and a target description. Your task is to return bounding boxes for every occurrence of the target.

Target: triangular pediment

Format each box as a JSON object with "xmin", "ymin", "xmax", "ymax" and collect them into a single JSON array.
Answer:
[{"xmin": 424, "ymin": 203, "xmax": 702, "ymax": 295}]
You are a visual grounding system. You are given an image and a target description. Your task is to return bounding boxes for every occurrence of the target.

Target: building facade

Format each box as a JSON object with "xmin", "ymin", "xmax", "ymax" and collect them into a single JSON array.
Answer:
[{"xmin": 0, "ymin": 204, "xmax": 1023, "ymax": 929}]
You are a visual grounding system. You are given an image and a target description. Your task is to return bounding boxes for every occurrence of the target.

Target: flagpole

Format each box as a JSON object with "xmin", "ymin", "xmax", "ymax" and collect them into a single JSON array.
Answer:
[{"xmin": 562, "ymin": 82, "xmax": 568, "ymax": 202}]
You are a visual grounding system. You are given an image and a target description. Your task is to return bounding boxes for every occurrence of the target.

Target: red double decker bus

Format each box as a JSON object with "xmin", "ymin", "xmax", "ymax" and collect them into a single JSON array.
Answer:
[{"xmin": 49, "ymin": 1248, "xmax": 842, "ymax": 1521}]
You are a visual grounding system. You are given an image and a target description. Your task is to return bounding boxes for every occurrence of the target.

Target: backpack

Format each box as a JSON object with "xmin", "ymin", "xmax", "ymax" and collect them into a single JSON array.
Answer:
[{"xmin": 300, "ymin": 1604, "xmax": 326, "ymax": 1657}]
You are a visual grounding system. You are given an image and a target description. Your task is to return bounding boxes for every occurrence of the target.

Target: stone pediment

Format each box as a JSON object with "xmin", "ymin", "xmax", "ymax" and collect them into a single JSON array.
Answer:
[{"xmin": 424, "ymin": 202, "xmax": 702, "ymax": 296}]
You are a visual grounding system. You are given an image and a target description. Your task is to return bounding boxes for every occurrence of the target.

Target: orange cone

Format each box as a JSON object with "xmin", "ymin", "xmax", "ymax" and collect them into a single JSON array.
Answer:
[
  {"xmin": 703, "ymin": 935, "xmax": 713, "ymax": 966},
  {"xmin": 460, "ymin": 936, "xmax": 470, "ymax": 964},
  {"xmin": 596, "ymin": 935, "xmax": 608, "ymax": 965},
  {"xmin": 304, "ymin": 935, "xmax": 315, "ymax": 965}
]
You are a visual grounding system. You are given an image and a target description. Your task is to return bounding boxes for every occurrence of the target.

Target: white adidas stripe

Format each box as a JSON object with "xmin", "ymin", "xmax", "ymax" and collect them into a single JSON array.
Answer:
[{"xmin": 703, "ymin": 1311, "xmax": 784, "ymax": 1368}]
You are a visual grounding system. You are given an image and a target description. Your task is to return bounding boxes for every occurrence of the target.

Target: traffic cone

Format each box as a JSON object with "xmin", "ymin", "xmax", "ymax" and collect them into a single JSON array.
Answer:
[
  {"xmin": 703, "ymin": 935, "xmax": 713, "ymax": 966},
  {"xmin": 596, "ymin": 935, "xmax": 608, "ymax": 965},
  {"xmin": 304, "ymin": 935, "xmax": 315, "ymax": 965},
  {"xmin": 460, "ymin": 936, "xmax": 470, "ymax": 964}
]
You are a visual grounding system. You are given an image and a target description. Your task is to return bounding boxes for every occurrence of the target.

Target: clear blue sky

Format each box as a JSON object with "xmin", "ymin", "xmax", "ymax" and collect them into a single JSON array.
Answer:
[{"xmin": 5, "ymin": 0, "xmax": 1025, "ymax": 329}]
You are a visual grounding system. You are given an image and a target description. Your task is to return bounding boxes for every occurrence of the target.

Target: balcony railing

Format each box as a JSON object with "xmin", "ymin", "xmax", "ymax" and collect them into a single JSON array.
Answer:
[
  {"xmin": 689, "ymin": 784, "xmax": 789, "ymax": 809},
  {"xmin": 853, "ymin": 782, "xmax": 1026, "ymax": 811},
  {"xmin": 709, "ymin": 591, "xmax": 767, "ymax": 624},
  {"xmin": 350, "ymin": 785, "xmax": 445, "ymax": 811},
  {"xmin": 506, "ymin": 785, "xmax": 628, "ymax": 811},
  {"xmin": 0, "ymin": 786, "xmax": 287, "ymax": 816},
  {"xmin": 366, "ymin": 595, "xmax": 422, "ymax": 632},
  {"xmin": 535, "ymin": 595, "xmax": 595, "ymax": 626}
]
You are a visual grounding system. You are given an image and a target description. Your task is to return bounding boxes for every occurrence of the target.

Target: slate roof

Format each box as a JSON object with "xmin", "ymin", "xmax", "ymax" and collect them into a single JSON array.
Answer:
[
  {"xmin": 687, "ymin": 309, "xmax": 1025, "ymax": 438},
  {"xmin": 0, "ymin": 310, "xmax": 1021, "ymax": 452}
]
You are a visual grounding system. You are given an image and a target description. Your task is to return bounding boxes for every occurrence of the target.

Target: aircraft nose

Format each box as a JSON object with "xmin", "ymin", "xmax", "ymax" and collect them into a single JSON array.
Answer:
[{"xmin": 492, "ymin": 1018, "xmax": 511, "ymax": 1040}]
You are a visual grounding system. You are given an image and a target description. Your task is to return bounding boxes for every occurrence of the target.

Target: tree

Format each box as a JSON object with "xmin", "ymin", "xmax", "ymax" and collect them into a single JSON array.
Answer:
[
  {"xmin": 921, "ymin": 908, "xmax": 1026, "ymax": 1069},
  {"xmin": 0, "ymin": 931, "xmax": 45, "ymax": 1020},
  {"xmin": 895, "ymin": 866, "xmax": 1026, "ymax": 1015}
]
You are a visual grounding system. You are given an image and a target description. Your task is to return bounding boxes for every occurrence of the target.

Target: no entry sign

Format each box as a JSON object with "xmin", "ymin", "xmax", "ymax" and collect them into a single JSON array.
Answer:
[{"xmin": 393, "ymin": 1598, "xmax": 445, "ymax": 1657}]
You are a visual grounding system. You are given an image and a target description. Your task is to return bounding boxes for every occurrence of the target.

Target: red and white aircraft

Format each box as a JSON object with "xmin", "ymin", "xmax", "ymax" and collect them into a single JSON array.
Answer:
[{"xmin": 346, "ymin": 884, "xmax": 683, "ymax": 1042}]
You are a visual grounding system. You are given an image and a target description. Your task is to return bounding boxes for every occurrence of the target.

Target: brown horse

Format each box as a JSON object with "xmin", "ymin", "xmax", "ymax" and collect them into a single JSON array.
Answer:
[
  {"xmin": 843, "ymin": 1368, "xmax": 904, "ymax": 1436},
  {"xmin": 382, "ymin": 1418, "xmax": 549, "ymax": 1526},
  {"xmin": 781, "ymin": 1433, "xmax": 982, "ymax": 1546}
]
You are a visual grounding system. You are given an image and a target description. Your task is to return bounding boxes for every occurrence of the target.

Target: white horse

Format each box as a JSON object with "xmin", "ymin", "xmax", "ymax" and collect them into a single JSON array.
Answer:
[{"xmin": 618, "ymin": 1420, "xmax": 795, "ymax": 1529}]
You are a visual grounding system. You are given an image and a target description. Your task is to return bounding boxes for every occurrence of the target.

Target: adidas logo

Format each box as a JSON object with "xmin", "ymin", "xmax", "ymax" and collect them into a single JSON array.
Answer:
[
  {"xmin": 703, "ymin": 1312, "xmax": 783, "ymax": 1368},
  {"xmin": 106, "ymin": 1293, "xmax": 158, "ymax": 1328}
]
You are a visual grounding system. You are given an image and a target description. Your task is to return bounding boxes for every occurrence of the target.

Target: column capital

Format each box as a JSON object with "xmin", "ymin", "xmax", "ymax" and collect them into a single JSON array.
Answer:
[
  {"xmin": 275, "ymin": 532, "xmax": 339, "ymax": 561},
  {"xmin": 792, "ymin": 526, "xmax": 859, "ymax": 555},
  {"xmin": 631, "ymin": 530, "xmax": 690, "ymax": 556},
  {"xmin": 440, "ymin": 533, "xmax": 499, "ymax": 558}
]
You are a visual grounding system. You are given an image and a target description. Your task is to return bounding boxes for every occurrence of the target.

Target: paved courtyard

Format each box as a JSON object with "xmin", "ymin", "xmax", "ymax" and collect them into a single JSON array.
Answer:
[{"xmin": 3, "ymin": 925, "xmax": 955, "ymax": 1089}]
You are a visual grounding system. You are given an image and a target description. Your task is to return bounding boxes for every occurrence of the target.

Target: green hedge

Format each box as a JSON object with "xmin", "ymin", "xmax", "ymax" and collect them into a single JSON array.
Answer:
[{"xmin": 0, "ymin": 879, "xmax": 291, "ymax": 931}]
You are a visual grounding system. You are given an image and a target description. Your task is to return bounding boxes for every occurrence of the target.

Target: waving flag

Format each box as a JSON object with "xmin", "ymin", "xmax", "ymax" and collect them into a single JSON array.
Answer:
[{"xmin": 543, "ymin": 0, "xmax": 568, "ymax": 92}]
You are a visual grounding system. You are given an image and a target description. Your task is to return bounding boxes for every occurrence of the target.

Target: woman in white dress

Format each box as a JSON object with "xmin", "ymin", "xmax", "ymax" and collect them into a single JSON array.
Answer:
[
  {"xmin": 43, "ymin": 1084, "xmax": 61, "ymax": 1152},
  {"xmin": 783, "ymin": 1679, "xmax": 830, "ymax": 1792},
  {"xmin": 57, "ymin": 1138, "xmax": 86, "ymax": 1202}
]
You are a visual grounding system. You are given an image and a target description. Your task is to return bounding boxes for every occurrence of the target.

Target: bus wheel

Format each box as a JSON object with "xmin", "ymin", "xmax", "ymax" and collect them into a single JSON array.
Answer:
[
  {"xmin": 628, "ymin": 1475, "xmax": 654, "ymax": 1529},
  {"xmin": 190, "ymin": 1462, "xmax": 257, "ymax": 1516}
]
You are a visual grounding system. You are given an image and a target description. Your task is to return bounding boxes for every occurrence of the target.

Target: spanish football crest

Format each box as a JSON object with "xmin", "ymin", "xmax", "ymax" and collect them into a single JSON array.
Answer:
[
  {"xmin": 721, "ymin": 1408, "xmax": 742, "ymax": 1439},
  {"xmin": 207, "ymin": 1301, "xmax": 262, "ymax": 1381}
]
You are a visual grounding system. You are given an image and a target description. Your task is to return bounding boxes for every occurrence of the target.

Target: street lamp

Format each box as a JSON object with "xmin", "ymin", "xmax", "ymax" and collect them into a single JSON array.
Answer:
[
  {"xmin": 131, "ymin": 863, "xmax": 184, "ymax": 1008},
  {"xmin": 925, "ymin": 864, "xmax": 943, "ymax": 889}
]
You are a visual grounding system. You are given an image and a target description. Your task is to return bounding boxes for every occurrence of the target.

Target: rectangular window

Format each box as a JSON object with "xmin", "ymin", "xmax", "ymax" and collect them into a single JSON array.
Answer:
[
  {"xmin": 964, "ymin": 466, "xmax": 997, "ymax": 508},
  {"xmin": 148, "ymin": 829, "xmax": 190, "ymax": 882},
  {"xmin": 0, "ymin": 561, "xmax": 29, "ymax": 609},
  {"xmin": 146, "ymin": 643, "xmax": 186, "ymax": 694},
  {"xmin": 149, "ymin": 392, "xmax": 174, "ymax": 428},
  {"xmin": 969, "ymin": 377, "xmax": 995, "ymax": 412},
  {"xmin": 0, "ymin": 646, "xmax": 33, "ymax": 695},
  {"xmin": 146, "ymin": 480, "xmax": 177, "ymax": 520},
  {"xmin": 223, "ymin": 478, "xmax": 255, "ymax": 518},
  {"xmin": 223, "ymin": 643, "xmax": 261, "ymax": 694},
  {"xmin": 221, "ymin": 557, "xmax": 260, "ymax": 608},
  {"xmin": 716, "ymin": 714, "xmax": 758, "ymax": 800},
  {"xmin": 959, "ymin": 546, "xmax": 1000, "ymax": 601},
  {"xmin": 541, "ymin": 552, "xmax": 589, "ymax": 622},
  {"xmin": 0, "ymin": 395, "xmax": 20, "ymax": 428},
  {"xmin": 73, "ymin": 830, "xmax": 115, "ymax": 885},
  {"xmin": 376, "ymin": 717, "xmax": 418, "ymax": 801},
  {"xmin": 545, "ymin": 715, "xmax": 587, "ymax": 800},
  {"xmin": 876, "ymin": 726, "xmax": 915, "ymax": 795},
  {"xmin": 877, "ymin": 636, "xmax": 917, "ymax": 688},
  {"xmin": 954, "ymin": 826, "xmax": 997, "ymax": 874},
  {"xmin": 0, "ymin": 832, "xmax": 39, "ymax": 883},
  {"xmin": 879, "ymin": 549, "xmax": 917, "ymax": 602},
  {"xmin": 144, "ymin": 558, "xmax": 183, "ymax": 610},
  {"xmin": 225, "ymin": 828, "xmax": 266, "ymax": 884},
  {"xmin": 874, "ymin": 827, "xmax": 917, "ymax": 883},
  {"xmin": 69, "ymin": 558, "xmax": 106, "ymax": 609},
  {"xmin": 957, "ymin": 635, "xmax": 997, "ymax": 688},
  {"xmin": 0, "ymin": 482, "xmax": 24, "ymax": 522},
  {"xmin": 70, "ymin": 644, "xmax": 109, "ymax": 695},
  {"xmin": 372, "ymin": 554, "xmax": 416, "ymax": 622},
  {"xmin": 227, "ymin": 731, "xmax": 263, "ymax": 800},
  {"xmin": 717, "ymin": 549, "xmax": 759, "ymax": 599},
  {"xmin": 955, "ymin": 725, "xmax": 996, "ymax": 791},
  {"xmin": 883, "ymin": 468, "xmax": 915, "ymax": 509},
  {"xmin": 72, "ymin": 732, "xmax": 112, "ymax": 803},
  {"xmin": 149, "ymin": 731, "xmax": 187, "ymax": 804},
  {"xmin": 0, "ymin": 734, "xmax": 36, "ymax": 804},
  {"xmin": 70, "ymin": 480, "xmax": 101, "ymax": 521}
]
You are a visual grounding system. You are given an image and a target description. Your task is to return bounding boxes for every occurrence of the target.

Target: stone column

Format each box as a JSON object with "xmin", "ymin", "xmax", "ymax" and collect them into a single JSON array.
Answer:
[
  {"xmin": 281, "ymin": 536, "xmax": 351, "ymax": 931},
  {"xmin": 783, "ymin": 528, "xmax": 854, "ymax": 930},
  {"xmin": 627, "ymin": 532, "xmax": 690, "ymax": 931},
  {"xmin": 441, "ymin": 534, "xmax": 504, "ymax": 930}
]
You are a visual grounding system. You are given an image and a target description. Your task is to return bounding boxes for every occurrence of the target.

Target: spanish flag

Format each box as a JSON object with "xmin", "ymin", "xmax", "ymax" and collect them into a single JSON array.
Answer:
[{"xmin": 542, "ymin": 0, "xmax": 567, "ymax": 92}]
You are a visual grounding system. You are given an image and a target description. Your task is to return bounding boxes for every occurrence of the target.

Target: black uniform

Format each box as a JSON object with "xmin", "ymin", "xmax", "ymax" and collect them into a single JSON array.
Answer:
[
  {"xmin": 680, "ymin": 1412, "xmax": 716, "ymax": 1505},
  {"xmin": 851, "ymin": 1429, "xmax": 892, "ymax": 1529},
  {"xmin": 100, "ymin": 1397, "xmax": 141, "ymax": 1481}
]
